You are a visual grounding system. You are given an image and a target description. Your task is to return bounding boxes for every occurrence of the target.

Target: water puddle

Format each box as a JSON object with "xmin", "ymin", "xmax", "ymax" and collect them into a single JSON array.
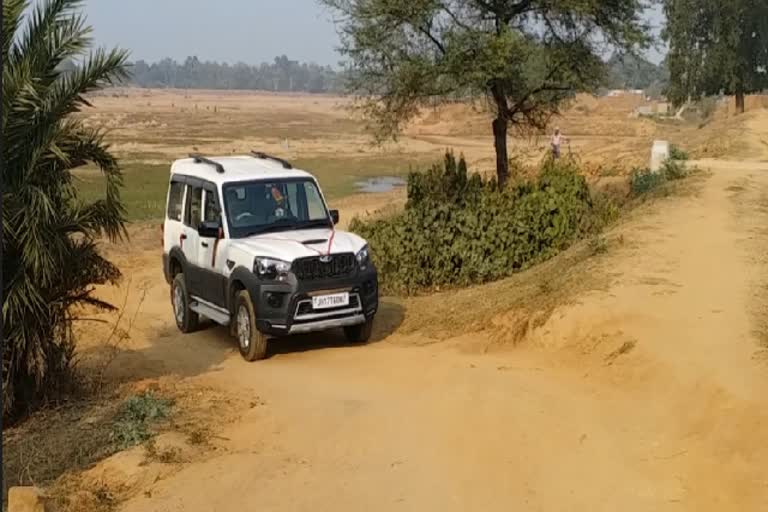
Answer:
[{"xmin": 354, "ymin": 176, "xmax": 407, "ymax": 193}]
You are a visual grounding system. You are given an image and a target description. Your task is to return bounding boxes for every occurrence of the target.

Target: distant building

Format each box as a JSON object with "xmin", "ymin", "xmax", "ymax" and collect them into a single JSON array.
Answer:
[{"xmin": 606, "ymin": 89, "xmax": 646, "ymax": 97}]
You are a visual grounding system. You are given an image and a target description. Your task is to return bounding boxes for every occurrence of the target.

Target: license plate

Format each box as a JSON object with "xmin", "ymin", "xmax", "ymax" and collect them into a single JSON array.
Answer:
[{"xmin": 312, "ymin": 293, "xmax": 349, "ymax": 310}]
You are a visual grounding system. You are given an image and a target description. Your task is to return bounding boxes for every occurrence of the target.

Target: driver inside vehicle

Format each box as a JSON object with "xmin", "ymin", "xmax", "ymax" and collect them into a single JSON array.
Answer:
[
  {"xmin": 226, "ymin": 183, "xmax": 295, "ymax": 227},
  {"xmin": 269, "ymin": 185, "xmax": 285, "ymax": 219}
]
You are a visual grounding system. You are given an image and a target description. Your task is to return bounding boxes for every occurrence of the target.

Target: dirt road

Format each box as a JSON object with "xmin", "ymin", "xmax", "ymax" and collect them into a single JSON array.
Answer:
[{"xmin": 87, "ymin": 150, "xmax": 768, "ymax": 511}]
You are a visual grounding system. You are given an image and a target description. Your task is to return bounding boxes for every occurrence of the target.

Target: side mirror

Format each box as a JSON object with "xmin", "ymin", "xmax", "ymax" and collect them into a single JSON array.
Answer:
[
  {"xmin": 198, "ymin": 220, "xmax": 221, "ymax": 239},
  {"xmin": 330, "ymin": 209, "xmax": 340, "ymax": 225}
]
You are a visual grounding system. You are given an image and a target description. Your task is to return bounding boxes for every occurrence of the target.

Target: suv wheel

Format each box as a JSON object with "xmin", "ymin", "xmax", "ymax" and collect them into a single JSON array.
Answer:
[
  {"xmin": 344, "ymin": 318, "xmax": 374, "ymax": 344},
  {"xmin": 234, "ymin": 290, "xmax": 268, "ymax": 361},
  {"xmin": 172, "ymin": 274, "xmax": 199, "ymax": 333}
]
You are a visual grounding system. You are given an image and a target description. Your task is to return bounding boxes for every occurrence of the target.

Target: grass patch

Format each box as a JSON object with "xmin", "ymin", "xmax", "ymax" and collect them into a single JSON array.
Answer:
[
  {"xmin": 111, "ymin": 392, "xmax": 173, "ymax": 450},
  {"xmin": 588, "ymin": 235, "xmax": 609, "ymax": 255},
  {"xmin": 3, "ymin": 378, "xmax": 243, "ymax": 512},
  {"xmin": 3, "ymin": 400, "xmax": 119, "ymax": 503},
  {"xmin": 630, "ymin": 167, "xmax": 665, "ymax": 195},
  {"xmin": 74, "ymin": 162, "xmax": 170, "ymax": 221},
  {"xmin": 630, "ymin": 157, "xmax": 690, "ymax": 196},
  {"xmin": 669, "ymin": 144, "xmax": 689, "ymax": 161},
  {"xmin": 295, "ymin": 153, "xmax": 433, "ymax": 199},
  {"xmin": 2, "ymin": 391, "xmax": 174, "ymax": 508},
  {"xmin": 661, "ymin": 158, "xmax": 687, "ymax": 180}
]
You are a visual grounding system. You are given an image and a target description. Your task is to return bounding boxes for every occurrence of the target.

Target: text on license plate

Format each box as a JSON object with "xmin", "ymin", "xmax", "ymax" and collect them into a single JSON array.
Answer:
[{"xmin": 312, "ymin": 293, "xmax": 350, "ymax": 310}]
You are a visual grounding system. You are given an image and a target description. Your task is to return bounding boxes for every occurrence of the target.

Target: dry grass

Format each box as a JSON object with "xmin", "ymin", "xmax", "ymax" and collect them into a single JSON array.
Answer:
[
  {"xmin": 72, "ymin": 88, "xmax": 752, "ymax": 223},
  {"xmin": 143, "ymin": 439, "xmax": 183, "ymax": 465},
  {"xmin": 730, "ymin": 184, "xmax": 768, "ymax": 357},
  {"xmin": 393, "ymin": 231, "xmax": 614, "ymax": 341},
  {"xmin": 2, "ymin": 378, "xmax": 245, "ymax": 511},
  {"xmin": 2, "ymin": 398, "xmax": 124, "ymax": 504},
  {"xmin": 2, "ymin": 390, "xmax": 174, "ymax": 508}
]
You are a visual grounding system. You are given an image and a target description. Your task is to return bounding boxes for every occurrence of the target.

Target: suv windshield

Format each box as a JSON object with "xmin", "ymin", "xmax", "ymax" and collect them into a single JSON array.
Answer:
[{"xmin": 223, "ymin": 178, "xmax": 331, "ymax": 238}]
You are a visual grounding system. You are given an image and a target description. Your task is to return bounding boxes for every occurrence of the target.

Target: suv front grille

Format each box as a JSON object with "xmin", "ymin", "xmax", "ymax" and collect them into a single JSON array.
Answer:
[{"xmin": 293, "ymin": 253, "xmax": 356, "ymax": 281}]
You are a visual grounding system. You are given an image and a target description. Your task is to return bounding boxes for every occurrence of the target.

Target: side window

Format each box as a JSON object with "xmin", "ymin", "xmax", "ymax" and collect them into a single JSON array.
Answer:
[
  {"xmin": 305, "ymin": 182, "xmax": 327, "ymax": 220},
  {"xmin": 184, "ymin": 186, "xmax": 203, "ymax": 227},
  {"xmin": 203, "ymin": 189, "xmax": 221, "ymax": 223},
  {"xmin": 167, "ymin": 181, "xmax": 185, "ymax": 222}
]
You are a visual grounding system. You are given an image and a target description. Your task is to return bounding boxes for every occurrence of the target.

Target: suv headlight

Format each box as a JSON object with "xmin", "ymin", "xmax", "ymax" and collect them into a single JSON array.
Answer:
[
  {"xmin": 356, "ymin": 245, "xmax": 370, "ymax": 270},
  {"xmin": 254, "ymin": 257, "xmax": 291, "ymax": 280}
]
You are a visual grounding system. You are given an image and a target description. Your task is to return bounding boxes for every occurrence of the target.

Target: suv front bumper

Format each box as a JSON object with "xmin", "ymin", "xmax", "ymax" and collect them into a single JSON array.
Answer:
[
  {"xmin": 250, "ymin": 266, "xmax": 379, "ymax": 337},
  {"xmin": 286, "ymin": 314, "xmax": 367, "ymax": 335}
]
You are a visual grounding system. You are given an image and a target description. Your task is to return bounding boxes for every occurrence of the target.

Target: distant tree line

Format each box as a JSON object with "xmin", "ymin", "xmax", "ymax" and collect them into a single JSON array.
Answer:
[
  {"xmin": 61, "ymin": 52, "xmax": 670, "ymax": 100},
  {"xmin": 125, "ymin": 55, "xmax": 346, "ymax": 93},
  {"xmin": 122, "ymin": 53, "xmax": 671, "ymax": 99}
]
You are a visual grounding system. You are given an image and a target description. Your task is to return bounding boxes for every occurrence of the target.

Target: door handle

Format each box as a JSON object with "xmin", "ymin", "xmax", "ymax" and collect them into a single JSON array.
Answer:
[{"xmin": 201, "ymin": 242, "xmax": 209, "ymax": 247}]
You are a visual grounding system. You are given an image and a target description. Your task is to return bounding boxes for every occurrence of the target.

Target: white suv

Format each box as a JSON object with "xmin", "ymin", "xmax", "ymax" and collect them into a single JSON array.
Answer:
[{"xmin": 162, "ymin": 152, "xmax": 378, "ymax": 361}]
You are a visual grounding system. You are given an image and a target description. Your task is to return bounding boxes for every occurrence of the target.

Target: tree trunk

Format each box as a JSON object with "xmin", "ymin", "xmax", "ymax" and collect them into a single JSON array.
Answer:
[
  {"xmin": 492, "ymin": 117, "xmax": 509, "ymax": 187},
  {"xmin": 735, "ymin": 88, "xmax": 745, "ymax": 114}
]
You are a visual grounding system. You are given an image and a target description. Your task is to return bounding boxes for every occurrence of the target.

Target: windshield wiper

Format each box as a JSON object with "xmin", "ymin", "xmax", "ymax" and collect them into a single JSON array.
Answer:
[
  {"xmin": 299, "ymin": 219, "xmax": 333, "ymax": 229},
  {"xmin": 242, "ymin": 222, "xmax": 295, "ymax": 237}
]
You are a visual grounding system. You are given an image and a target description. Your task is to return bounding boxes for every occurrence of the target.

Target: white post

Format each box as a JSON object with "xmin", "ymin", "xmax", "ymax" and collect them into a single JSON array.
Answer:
[{"xmin": 650, "ymin": 140, "xmax": 670, "ymax": 173}]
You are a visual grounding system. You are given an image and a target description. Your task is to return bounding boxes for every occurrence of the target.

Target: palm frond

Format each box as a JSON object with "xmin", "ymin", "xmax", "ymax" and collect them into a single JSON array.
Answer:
[
  {"xmin": 6, "ymin": 48, "xmax": 129, "ymax": 176},
  {"xmin": 9, "ymin": 0, "xmax": 86, "ymax": 66},
  {"xmin": 48, "ymin": 46, "xmax": 131, "ymax": 111},
  {"xmin": 2, "ymin": 0, "xmax": 28, "ymax": 61},
  {"xmin": 2, "ymin": 0, "xmax": 129, "ymax": 421}
]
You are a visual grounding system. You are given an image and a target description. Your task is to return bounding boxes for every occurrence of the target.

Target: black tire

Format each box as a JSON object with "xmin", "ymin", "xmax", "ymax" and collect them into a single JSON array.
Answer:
[
  {"xmin": 171, "ymin": 274, "xmax": 199, "ymax": 333},
  {"xmin": 344, "ymin": 317, "xmax": 374, "ymax": 344},
  {"xmin": 234, "ymin": 290, "xmax": 268, "ymax": 361}
]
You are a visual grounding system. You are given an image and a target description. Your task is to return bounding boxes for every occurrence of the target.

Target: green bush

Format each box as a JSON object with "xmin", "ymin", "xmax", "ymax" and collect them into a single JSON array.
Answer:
[
  {"xmin": 661, "ymin": 158, "xmax": 687, "ymax": 180},
  {"xmin": 630, "ymin": 167, "xmax": 665, "ymax": 195},
  {"xmin": 406, "ymin": 152, "xmax": 489, "ymax": 208},
  {"xmin": 669, "ymin": 144, "xmax": 689, "ymax": 161},
  {"xmin": 630, "ymin": 155, "xmax": 688, "ymax": 196},
  {"xmin": 111, "ymin": 393, "xmax": 173, "ymax": 449},
  {"xmin": 351, "ymin": 153, "xmax": 613, "ymax": 294}
]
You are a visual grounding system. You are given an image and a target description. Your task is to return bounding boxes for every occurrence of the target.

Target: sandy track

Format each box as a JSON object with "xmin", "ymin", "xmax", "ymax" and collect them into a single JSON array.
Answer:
[{"xmin": 80, "ymin": 152, "xmax": 768, "ymax": 510}]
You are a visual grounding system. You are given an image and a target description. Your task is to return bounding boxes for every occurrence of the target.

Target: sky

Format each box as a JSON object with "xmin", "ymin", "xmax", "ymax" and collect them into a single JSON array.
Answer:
[
  {"xmin": 84, "ymin": 0, "xmax": 344, "ymax": 66},
  {"xmin": 81, "ymin": 1, "xmax": 666, "ymax": 67}
]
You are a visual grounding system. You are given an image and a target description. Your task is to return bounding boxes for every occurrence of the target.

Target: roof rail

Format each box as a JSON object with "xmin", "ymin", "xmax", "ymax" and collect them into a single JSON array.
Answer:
[
  {"xmin": 189, "ymin": 153, "xmax": 225, "ymax": 174},
  {"xmin": 250, "ymin": 150, "xmax": 293, "ymax": 169}
]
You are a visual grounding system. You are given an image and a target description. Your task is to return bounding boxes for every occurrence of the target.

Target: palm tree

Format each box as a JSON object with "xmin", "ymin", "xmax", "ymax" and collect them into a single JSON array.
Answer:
[{"xmin": 2, "ymin": 0, "xmax": 129, "ymax": 420}]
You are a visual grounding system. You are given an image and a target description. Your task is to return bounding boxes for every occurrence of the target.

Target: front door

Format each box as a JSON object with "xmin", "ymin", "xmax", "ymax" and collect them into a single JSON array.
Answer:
[
  {"xmin": 182, "ymin": 184, "xmax": 203, "ymax": 295},
  {"xmin": 196, "ymin": 186, "xmax": 227, "ymax": 307}
]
